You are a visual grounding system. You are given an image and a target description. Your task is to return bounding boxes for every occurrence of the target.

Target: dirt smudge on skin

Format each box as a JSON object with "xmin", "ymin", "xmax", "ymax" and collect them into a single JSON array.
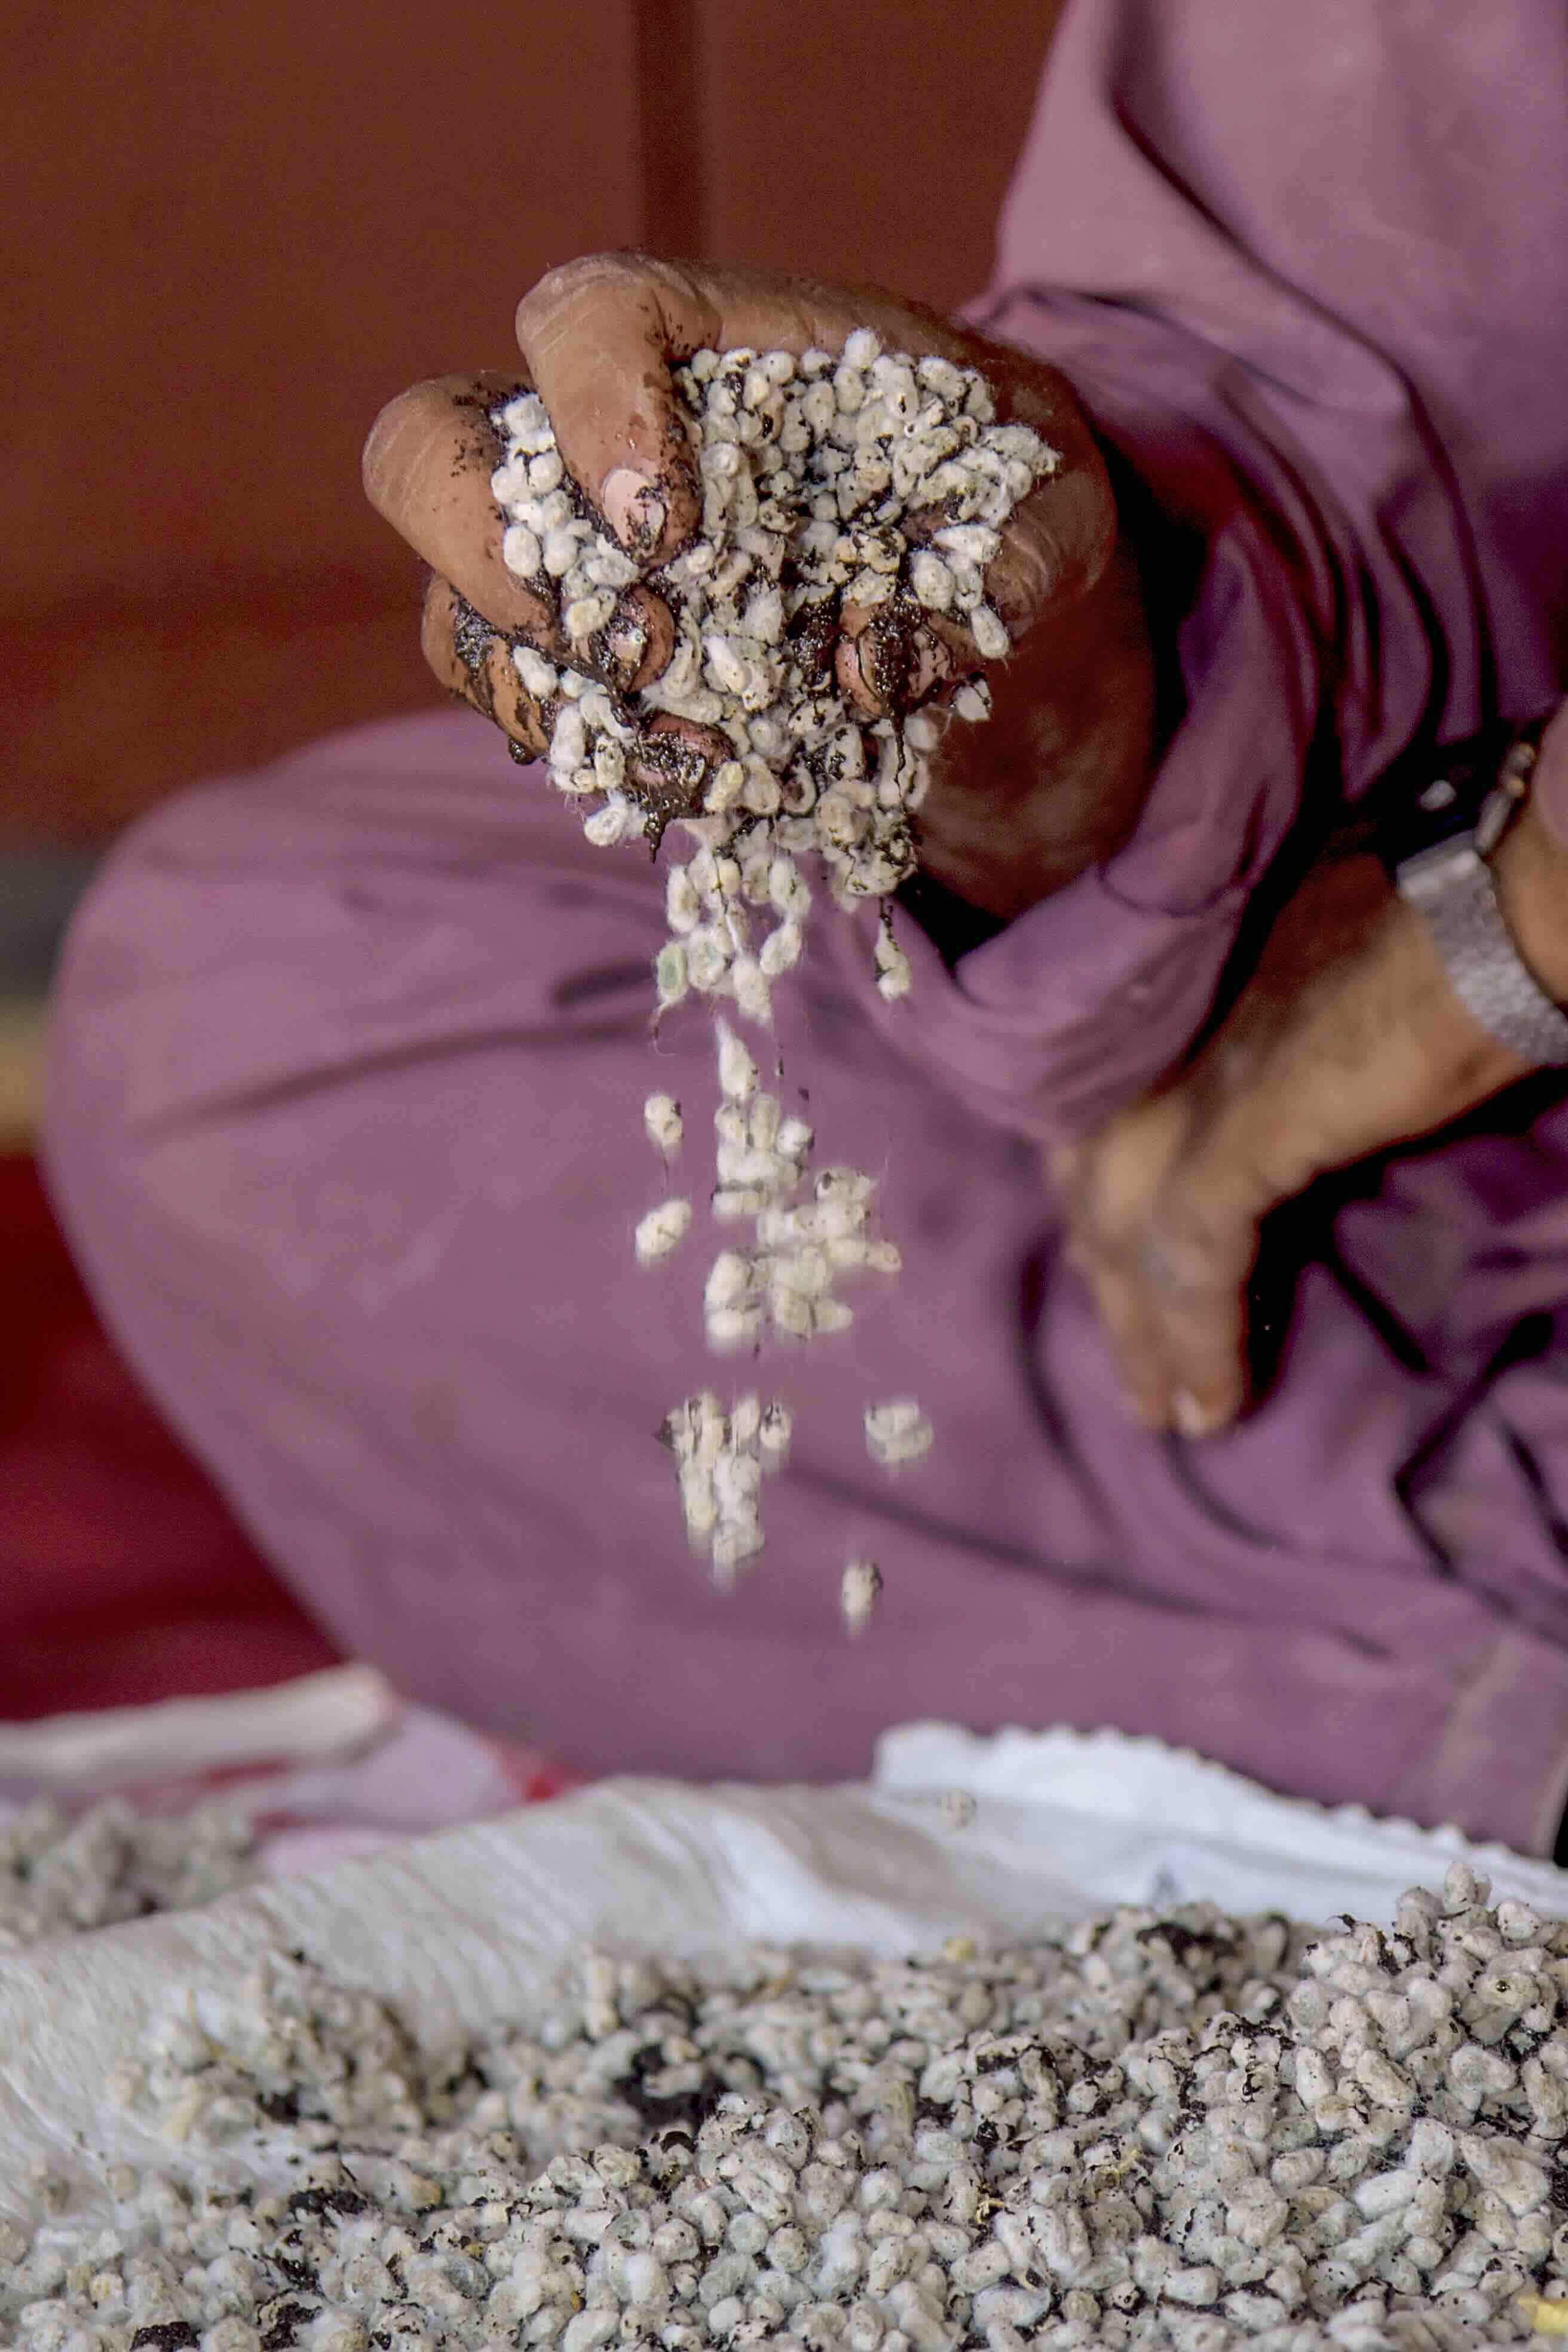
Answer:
[
  {"xmin": 627, "ymin": 728, "xmax": 710, "ymax": 857},
  {"xmin": 449, "ymin": 593, "xmax": 500, "ymax": 722}
]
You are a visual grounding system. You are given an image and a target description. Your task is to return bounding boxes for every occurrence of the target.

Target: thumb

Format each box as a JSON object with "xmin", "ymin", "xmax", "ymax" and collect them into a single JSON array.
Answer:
[
  {"xmin": 974, "ymin": 351, "xmax": 1119, "ymax": 632},
  {"xmin": 993, "ymin": 444, "xmax": 1118, "ymax": 627}
]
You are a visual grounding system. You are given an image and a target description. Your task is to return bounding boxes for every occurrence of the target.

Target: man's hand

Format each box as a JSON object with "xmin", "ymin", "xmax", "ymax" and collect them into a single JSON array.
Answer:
[
  {"xmin": 1054, "ymin": 704, "xmax": 1568, "ymax": 1436},
  {"xmin": 362, "ymin": 253, "xmax": 1155, "ymax": 921}
]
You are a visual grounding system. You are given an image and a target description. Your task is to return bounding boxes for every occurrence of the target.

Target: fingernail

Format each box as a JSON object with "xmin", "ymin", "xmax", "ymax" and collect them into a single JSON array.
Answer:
[
  {"xmin": 1172, "ymin": 1388, "xmax": 1230, "ymax": 1440},
  {"xmin": 602, "ymin": 467, "xmax": 667, "ymax": 556}
]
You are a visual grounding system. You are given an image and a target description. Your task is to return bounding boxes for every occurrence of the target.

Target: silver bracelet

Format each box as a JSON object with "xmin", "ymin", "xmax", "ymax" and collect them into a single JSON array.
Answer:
[
  {"xmin": 1395, "ymin": 831, "xmax": 1568, "ymax": 1067},
  {"xmin": 1380, "ymin": 722, "xmax": 1568, "ymax": 1067}
]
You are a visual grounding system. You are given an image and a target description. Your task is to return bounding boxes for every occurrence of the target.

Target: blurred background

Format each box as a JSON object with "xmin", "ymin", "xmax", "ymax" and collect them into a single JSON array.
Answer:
[{"xmin": 1, "ymin": 0, "xmax": 1061, "ymax": 1717}]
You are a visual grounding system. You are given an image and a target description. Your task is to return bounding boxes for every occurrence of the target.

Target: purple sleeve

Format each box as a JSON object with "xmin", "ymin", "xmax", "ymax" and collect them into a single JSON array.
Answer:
[
  {"xmin": 982, "ymin": 0, "xmax": 1566, "ymax": 752},
  {"xmin": 868, "ymin": 0, "xmax": 1567, "ymax": 1137}
]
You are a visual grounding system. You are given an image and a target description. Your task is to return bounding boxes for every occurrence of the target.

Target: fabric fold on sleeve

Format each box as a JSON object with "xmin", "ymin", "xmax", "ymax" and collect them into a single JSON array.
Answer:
[{"xmin": 846, "ymin": 0, "xmax": 1566, "ymax": 1142}]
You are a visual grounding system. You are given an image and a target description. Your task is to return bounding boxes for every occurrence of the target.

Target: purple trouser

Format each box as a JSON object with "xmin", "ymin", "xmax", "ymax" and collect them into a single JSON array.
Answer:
[
  {"xmin": 39, "ymin": 0, "xmax": 1568, "ymax": 1847},
  {"xmin": 41, "ymin": 708, "xmax": 1568, "ymax": 1853}
]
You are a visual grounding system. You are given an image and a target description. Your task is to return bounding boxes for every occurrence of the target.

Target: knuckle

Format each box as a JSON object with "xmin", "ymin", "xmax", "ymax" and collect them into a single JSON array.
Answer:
[
  {"xmin": 1137, "ymin": 1207, "xmax": 1242, "ymax": 1309},
  {"xmin": 418, "ymin": 575, "xmax": 460, "ymax": 669},
  {"xmin": 523, "ymin": 252, "xmax": 634, "ymax": 308},
  {"xmin": 517, "ymin": 251, "xmax": 684, "ymax": 342}
]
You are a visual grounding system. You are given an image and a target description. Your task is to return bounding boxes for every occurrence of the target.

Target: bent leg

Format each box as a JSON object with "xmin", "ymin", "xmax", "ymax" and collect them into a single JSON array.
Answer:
[{"xmin": 42, "ymin": 709, "xmax": 1568, "ymax": 1843}]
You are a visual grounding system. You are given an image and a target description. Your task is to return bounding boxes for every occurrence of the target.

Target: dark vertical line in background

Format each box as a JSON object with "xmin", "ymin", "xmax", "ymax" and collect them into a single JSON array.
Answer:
[{"xmin": 634, "ymin": 0, "xmax": 708, "ymax": 256}]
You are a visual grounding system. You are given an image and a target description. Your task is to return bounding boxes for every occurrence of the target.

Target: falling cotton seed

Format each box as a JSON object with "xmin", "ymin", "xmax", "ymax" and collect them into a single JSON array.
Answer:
[
  {"xmin": 643, "ymin": 1092, "xmax": 683, "ymax": 1160},
  {"xmin": 484, "ymin": 336, "xmax": 1061, "ymax": 1623},
  {"xmin": 634, "ymin": 1199, "xmax": 692, "ymax": 1266},
  {"xmin": 840, "ymin": 1557, "xmax": 883, "ymax": 1634},
  {"xmin": 865, "ymin": 1397, "xmax": 934, "ymax": 1467}
]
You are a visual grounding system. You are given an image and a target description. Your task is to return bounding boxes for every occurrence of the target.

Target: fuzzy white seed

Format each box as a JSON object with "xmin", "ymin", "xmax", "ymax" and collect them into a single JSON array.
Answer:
[
  {"xmin": 933, "ymin": 522, "xmax": 1001, "ymax": 566},
  {"xmin": 769, "ymin": 1287, "xmax": 815, "ymax": 1339},
  {"xmin": 865, "ymin": 1400, "xmax": 934, "ymax": 1467},
  {"xmin": 908, "ymin": 549, "xmax": 955, "ymax": 611},
  {"xmin": 758, "ymin": 1400, "xmax": 792, "ymax": 1454},
  {"xmin": 705, "ymin": 759, "xmax": 748, "ymax": 814},
  {"xmin": 705, "ymin": 1252, "xmax": 755, "ymax": 1313},
  {"xmin": 514, "ymin": 644, "xmax": 559, "ymax": 700},
  {"xmin": 679, "ymin": 1462, "xmax": 718, "ymax": 1537},
  {"xmin": 770, "ymin": 1247, "xmax": 834, "ymax": 1298},
  {"xmin": 705, "ymin": 1304, "xmax": 763, "ymax": 1350},
  {"xmin": 715, "ymin": 1019, "xmax": 758, "ymax": 1103},
  {"xmin": 654, "ymin": 942, "xmax": 689, "ymax": 1010},
  {"xmin": 685, "ymin": 929, "xmax": 731, "ymax": 991},
  {"xmin": 969, "ymin": 603, "xmax": 1011, "ymax": 660},
  {"xmin": 635, "ymin": 1199, "xmax": 693, "ymax": 1266},
  {"xmin": 816, "ymin": 1167, "xmax": 874, "ymax": 1208},
  {"xmin": 583, "ymin": 799, "xmax": 633, "ymax": 848},
  {"xmin": 549, "ymin": 703, "xmax": 587, "ymax": 775},
  {"xmin": 833, "ymin": 365, "xmax": 866, "ymax": 415},
  {"xmin": 643, "ymin": 1093, "xmax": 683, "ymax": 1160},
  {"xmin": 665, "ymin": 864, "xmax": 702, "ymax": 935},
  {"xmin": 501, "ymin": 523, "xmax": 543, "ymax": 580},
  {"xmin": 565, "ymin": 591, "xmax": 615, "ymax": 642},
  {"xmin": 810, "ymin": 1297, "xmax": 854, "ymax": 1336},
  {"xmin": 712, "ymin": 1185, "xmax": 773, "ymax": 1222},
  {"xmin": 748, "ymin": 1093, "xmax": 781, "ymax": 1152},
  {"xmin": 874, "ymin": 921, "xmax": 913, "ymax": 1001},
  {"xmin": 542, "ymin": 526, "xmax": 580, "ymax": 578},
  {"xmin": 759, "ymin": 921, "xmax": 804, "ymax": 979},
  {"xmin": 841, "ymin": 1557, "xmax": 883, "ymax": 1633},
  {"xmin": 731, "ymin": 957, "xmax": 773, "ymax": 1028},
  {"xmin": 703, "ymin": 633, "xmax": 749, "ymax": 697},
  {"xmin": 740, "ymin": 767, "xmax": 782, "ymax": 816}
]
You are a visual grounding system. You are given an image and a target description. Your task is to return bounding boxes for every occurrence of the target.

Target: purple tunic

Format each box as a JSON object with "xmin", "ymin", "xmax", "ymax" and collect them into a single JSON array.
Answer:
[{"xmin": 42, "ymin": 0, "xmax": 1568, "ymax": 1849}]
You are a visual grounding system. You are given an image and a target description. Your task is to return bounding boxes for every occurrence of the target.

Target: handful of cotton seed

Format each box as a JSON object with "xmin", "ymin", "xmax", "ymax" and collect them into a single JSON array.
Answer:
[{"xmin": 491, "ymin": 334, "xmax": 1059, "ymax": 1626}]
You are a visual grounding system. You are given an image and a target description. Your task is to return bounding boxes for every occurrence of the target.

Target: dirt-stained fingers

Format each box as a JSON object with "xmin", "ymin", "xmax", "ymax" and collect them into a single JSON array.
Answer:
[
  {"xmin": 366, "ymin": 373, "xmax": 676, "ymax": 696},
  {"xmin": 422, "ymin": 575, "xmax": 728, "ymax": 824},
  {"xmin": 514, "ymin": 253, "xmax": 931, "ymax": 567}
]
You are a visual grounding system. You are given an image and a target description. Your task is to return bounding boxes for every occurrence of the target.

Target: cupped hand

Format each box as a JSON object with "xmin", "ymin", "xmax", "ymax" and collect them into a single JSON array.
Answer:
[
  {"xmin": 362, "ymin": 254, "xmax": 1155, "ymax": 914},
  {"xmin": 1054, "ymin": 702, "xmax": 1568, "ymax": 1436}
]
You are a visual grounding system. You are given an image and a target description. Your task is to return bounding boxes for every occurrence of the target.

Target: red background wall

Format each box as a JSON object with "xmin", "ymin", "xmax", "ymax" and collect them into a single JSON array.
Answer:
[{"xmin": 3, "ymin": 0, "xmax": 1059, "ymax": 840}]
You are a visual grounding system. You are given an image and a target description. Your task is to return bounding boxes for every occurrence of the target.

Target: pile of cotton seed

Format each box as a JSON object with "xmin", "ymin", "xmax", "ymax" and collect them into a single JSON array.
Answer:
[
  {"xmin": 0, "ymin": 1800, "xmax": 256, "ymax": 1952},
  {"xmin": 489, "ymin": 336, "xmax": 1059, "ymax": 1630},
  {"xmin": 14, "ymin": 1861, "xmax": 1568, "ymax": 2350}
]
